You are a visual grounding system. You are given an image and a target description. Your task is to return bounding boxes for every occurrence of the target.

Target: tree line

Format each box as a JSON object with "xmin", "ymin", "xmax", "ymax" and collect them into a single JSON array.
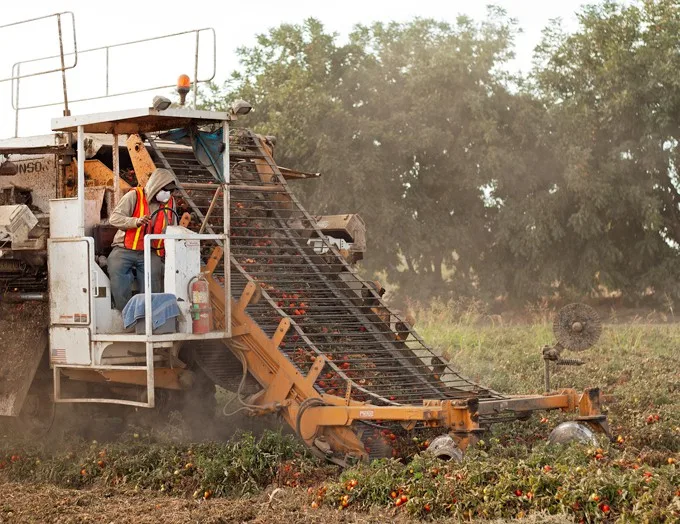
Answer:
[{"xmin": 201, "ymin": 0, "xmax": 680, "ymax": 306}]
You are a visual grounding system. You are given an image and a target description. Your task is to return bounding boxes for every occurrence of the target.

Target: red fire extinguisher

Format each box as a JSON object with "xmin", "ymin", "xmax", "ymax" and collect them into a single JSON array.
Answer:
[{"xmin": 189, "ymin": 275, "xmax": 212, "ymax": 334}]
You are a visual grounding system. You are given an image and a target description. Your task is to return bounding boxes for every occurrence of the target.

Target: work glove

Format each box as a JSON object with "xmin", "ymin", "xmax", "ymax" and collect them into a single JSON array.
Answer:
[{"xmin": 136, "ymin": 215, "xmax": 151, "ymax": 228}]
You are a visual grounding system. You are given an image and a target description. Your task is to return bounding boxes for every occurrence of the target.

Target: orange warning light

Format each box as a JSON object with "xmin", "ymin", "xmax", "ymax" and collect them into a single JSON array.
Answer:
[
  {"xmin": 177, "ymin": 74, "xmax": 191, "ymax": 90},
  {"xmin": 177, "ymin": 74, "xmax": 191, "ymax": 105}
]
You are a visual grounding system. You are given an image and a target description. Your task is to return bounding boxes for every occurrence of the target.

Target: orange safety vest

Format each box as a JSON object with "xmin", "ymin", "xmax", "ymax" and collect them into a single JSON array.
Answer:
[{"xmin": 123, "ymin": 187, "xmax": 175, "ymax": 256}]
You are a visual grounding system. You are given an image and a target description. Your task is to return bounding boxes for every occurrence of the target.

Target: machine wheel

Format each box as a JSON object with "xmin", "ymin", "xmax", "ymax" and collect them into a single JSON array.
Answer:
[
  {"xmin": 426, "ymin": 434, "xmax": 464, "ymax": 462},
  {"xmin": 548, "ymin": 421, "xmax": 597, "ymax": 446}
]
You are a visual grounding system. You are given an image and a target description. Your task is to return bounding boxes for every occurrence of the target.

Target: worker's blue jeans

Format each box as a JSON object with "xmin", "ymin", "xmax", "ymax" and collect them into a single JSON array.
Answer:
[{"xmin": 108, "ymin": 246, "xmax": 163, "ymax": 311}]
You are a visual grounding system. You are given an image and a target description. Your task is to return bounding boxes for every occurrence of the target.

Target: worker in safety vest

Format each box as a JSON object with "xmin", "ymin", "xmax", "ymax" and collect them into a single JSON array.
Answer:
[{"xmin": 108, "ymin": 168, "xmax": 178, "ymax": 311}]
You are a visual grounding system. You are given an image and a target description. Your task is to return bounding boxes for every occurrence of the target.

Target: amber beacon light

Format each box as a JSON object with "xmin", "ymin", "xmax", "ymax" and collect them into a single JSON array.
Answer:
[{"xmin": 177, "ymin": 74, "xmax": 192, "ymax": 106}]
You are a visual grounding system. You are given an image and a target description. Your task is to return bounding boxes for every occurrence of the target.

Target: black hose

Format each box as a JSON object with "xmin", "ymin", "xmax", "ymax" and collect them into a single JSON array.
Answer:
[{"xmin": 144, "ymin": 207, "xmax": 182, "ymax": 235}]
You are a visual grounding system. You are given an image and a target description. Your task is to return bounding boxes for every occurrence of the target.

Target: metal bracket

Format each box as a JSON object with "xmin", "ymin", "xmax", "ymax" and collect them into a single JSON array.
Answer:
[
  {"xmin": 271, "ymin": 318, "xmax": 290, "ymax": 349},
  {"xmin": 577, "ymin": 387, "xmax": 611, "ymax": 438},
  {"xmin": 304, "ymin": 356, "xmax": 325, "ymax": 387},
  {"xmin": 344, "ymin": 380, "xmax": 353, "ymax": 406},
  {"xmin": 204, "ymin": 246, "xmax": 223, "ymax": 274},
  {"xmin": 237, "ymin": 281, "xmax": 259, "ymax": 313}
]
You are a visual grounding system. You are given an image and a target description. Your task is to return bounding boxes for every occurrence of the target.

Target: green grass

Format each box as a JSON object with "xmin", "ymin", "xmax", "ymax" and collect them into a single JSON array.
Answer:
[
  {"xmin": 417, "ymin": 306, "xmax": 680, "ymax": 453},
  {"xmin": 315, "ymin": 307, "xmax": 680, "ymax": 521},
  {"xmin": 0, "ymin": 430, "xmax": 323, "ymax": 498},
  {"xmin": 322, "ymin": 444, "xmax": 679, "ymax": 521},
  {"xmin": 1, "ymin": 306, "xmax": 679, "ymax": 521}
]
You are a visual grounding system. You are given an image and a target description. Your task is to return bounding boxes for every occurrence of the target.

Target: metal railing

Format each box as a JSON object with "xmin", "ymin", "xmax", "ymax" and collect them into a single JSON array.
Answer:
[
  {"xmin": 53, "ymin": 231, "xmax": 231, "ymax": 409},
  {"xmin": 1, "ymin": 12, "xmax": 78, "ymax": 137},
  {"xmin": 7, "ymin": 26, "xmax": 216, "ymax": 137},
  {"xmin": 0, "ymin": 12, "xmax": 78, "ymax": 84},
  {"xmin": 143, "ymin": 232, "xmax": 231, "ymax": 343}
]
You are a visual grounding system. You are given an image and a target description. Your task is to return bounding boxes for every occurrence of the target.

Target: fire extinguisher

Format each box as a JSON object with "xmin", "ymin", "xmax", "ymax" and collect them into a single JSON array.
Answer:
[{"xmin": 188, "ymin": 275, "xmax": 212, "ymax": 334}]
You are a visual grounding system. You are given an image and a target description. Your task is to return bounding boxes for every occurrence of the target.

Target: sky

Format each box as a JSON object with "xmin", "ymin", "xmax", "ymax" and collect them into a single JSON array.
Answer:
[{"xmin": 0, "ymin": 0, "xmax": 592, "ymax": 139}]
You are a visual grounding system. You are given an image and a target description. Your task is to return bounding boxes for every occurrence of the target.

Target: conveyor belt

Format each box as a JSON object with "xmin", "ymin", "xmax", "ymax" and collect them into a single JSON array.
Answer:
[
  {"xmin": 147, "ymin": 130, "xmax": 509, "ymax": 459},
  {"xmin": 148, "ymin": 130, "xmax": 503, "ymax": 405}
]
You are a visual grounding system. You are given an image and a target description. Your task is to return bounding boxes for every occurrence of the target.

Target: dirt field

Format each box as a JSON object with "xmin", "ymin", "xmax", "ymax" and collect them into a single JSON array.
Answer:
[
  {"xmin": 0, "ymin": 481, "xmax": 326, "ymax": 524},
  {"xmin": 0, "ymin": 481, "xmax": 574, "ymax": 524},
  {"xmin": 0, "ymin": 301, "xmax": 48, "ymax": 417}
]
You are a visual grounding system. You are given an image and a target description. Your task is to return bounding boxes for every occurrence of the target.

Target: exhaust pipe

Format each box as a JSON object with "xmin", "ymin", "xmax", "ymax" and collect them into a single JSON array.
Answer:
[{"xmin": 426, "ymin": 434, "xmax": 463, "ymax": 462}]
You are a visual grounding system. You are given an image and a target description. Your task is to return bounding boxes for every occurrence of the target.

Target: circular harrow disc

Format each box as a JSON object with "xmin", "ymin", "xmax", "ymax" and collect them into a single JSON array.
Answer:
[
  {"xmin": 548, "ymin": 421, "xmax": 597, "ymax": 446},
  {"xmin": 553, "ymin": 303, "xmax": 602, "ymax": 352}
]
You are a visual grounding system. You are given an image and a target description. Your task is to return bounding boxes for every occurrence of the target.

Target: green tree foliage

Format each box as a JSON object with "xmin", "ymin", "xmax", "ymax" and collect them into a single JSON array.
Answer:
[
  {"xmin": 339, "ymin": 12, "xmax": 526, "ymax": 300},
  {"xmin": 202, "ymin": 1, "xmax": 680, "ymax": 305},
  {"xmin": 524, "ymin": 0, "xmax": 680, "ymax": 302},
  {"xmin": 204, "ymin": 10, "xmax": 543, "ymax": 301}
]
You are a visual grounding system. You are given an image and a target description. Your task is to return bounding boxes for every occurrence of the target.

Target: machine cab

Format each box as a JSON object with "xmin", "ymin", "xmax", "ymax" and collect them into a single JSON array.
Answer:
[{"xmin": 45, "ymin": 107, "xmax": 233, "ymax": 407}]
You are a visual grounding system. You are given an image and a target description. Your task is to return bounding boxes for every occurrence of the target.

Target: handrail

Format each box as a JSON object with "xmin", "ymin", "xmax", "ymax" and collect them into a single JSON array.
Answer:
[
  {"xmin": 10, "ymin": 27, "xmax": 216, "ymax": 112},
  {"xmin": 143, "ymin": 231, "xmax": 231, "ymax": 341},
  {"xmin": 0, "ymin": 12, "xmax": 78, "ymax": 84},
  {"xmin": 1, "ymin": 12, "xmax": 78, "ymax": 137}
]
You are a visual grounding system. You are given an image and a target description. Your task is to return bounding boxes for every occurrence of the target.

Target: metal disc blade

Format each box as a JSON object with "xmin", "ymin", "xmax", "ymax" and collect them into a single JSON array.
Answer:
[
  {"xmin": 553, "ymin": 303, "xmax": 602, "ymax": 352},
  {"xmin": 548, "ymin": 421, "xmax": 597, "ymax": 445}
]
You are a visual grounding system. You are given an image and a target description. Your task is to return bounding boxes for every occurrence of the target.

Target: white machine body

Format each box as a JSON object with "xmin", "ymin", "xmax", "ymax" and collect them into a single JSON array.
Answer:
[
  {"xmin": 47, "ymin": 201, "xmax": 205, "ymax": 368},
  {"xmin": 164, "ymin": 225, "xmax": 201, "ymax": 334}
]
